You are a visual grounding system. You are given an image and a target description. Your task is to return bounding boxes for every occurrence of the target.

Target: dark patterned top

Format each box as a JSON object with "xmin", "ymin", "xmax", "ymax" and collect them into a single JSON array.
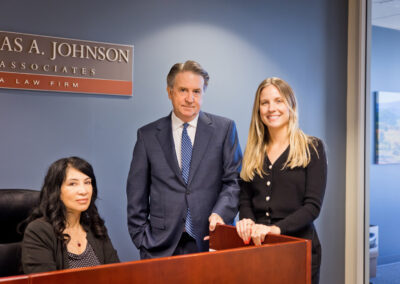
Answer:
[{"xmin": 67, "ymin": 242, "xmax": 101, "ymax": 269}]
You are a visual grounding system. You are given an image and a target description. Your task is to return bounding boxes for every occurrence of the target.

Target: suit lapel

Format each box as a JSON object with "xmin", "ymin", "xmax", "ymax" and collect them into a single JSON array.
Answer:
[
  {"xmin": 156, "ymin": 114, "xmax": 185, "ymax": 185},
  {"xmin": 188, "ymin": 112, "xmax": 213, "ymax": 185}
]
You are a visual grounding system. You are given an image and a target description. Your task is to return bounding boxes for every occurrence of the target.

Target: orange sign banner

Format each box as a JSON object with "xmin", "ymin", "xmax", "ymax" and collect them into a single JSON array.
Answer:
[{"xmin": 0, "ymin": 71, "xmax": 132, "ymax": 96}]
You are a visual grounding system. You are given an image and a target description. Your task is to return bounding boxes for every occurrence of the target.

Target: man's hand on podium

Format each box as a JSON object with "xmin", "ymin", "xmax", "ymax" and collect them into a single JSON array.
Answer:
[{"xmin": 203, "ymin": 213, "xmax": 225, "ymax": 240}]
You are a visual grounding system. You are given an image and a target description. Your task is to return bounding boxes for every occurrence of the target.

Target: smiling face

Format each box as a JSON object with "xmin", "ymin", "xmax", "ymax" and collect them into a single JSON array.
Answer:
[
  {"xmin": 259, "ymin": 85, "xmax": 290, "ymax": 131},
  {"xmin": 167, "ymin": 71, "xmax": 204, "ymax": 122},
  {"xmin": 60, "ymin": 167, "xmax": 93, "ymax": 215}
]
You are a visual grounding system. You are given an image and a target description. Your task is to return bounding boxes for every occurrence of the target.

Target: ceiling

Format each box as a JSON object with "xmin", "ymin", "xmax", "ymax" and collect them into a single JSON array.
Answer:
[{"xmin": 373, "ymin": 0, "xmax": 400, "ymax": 30}]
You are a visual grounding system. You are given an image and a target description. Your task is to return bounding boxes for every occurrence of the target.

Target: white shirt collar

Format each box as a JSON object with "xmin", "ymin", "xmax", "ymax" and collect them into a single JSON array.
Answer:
[{"xmin": 171, "ymin": 111, "xmax": 199, "ymax": 130}]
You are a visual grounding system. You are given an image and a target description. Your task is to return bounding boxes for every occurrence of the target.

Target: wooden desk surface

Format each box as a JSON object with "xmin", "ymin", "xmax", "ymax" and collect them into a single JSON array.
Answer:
[{"xmin": 0, "ymin": 225, "xmax": 311, "ymax": 284}]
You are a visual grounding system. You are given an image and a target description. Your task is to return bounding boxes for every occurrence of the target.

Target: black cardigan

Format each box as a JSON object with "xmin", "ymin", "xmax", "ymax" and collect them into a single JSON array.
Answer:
[
  {"xmin": 21, "ymin": 218, "xmax": 119, "ymax": 274},
  {"xmin": 239, "ymin": 138, "xmax": 327, "ymax": 239}
]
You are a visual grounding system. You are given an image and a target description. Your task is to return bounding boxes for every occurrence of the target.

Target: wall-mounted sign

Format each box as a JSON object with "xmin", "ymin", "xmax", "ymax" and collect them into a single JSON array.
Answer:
[{"xmin": 0, "ymin": 31, "xmax": 133, "ymax": 96}]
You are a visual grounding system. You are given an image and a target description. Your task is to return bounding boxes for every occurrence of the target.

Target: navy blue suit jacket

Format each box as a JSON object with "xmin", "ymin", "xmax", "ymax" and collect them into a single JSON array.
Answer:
[{"xmin": 127, "ymin": 111, "xmax": 242, "ymax": 258}]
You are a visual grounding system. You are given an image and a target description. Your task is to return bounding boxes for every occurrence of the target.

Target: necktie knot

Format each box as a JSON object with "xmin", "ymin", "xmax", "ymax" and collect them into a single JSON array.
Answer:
[{"xmin": 183, "ymin": 122, "xmax": 189, "ymax": 130}]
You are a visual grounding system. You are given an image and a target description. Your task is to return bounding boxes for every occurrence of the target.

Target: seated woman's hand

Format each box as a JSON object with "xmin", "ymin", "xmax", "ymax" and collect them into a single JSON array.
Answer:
[
  {"xmin": 236, "ymin": 218, "xmax": 255, "ymax": 244},
  {"xmin": 251, "ymin": 224, "xmax": 281, "ymax": 246}
]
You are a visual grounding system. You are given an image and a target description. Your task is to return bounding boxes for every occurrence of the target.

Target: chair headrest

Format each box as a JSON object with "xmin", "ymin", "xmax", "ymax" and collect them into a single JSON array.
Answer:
[{"xmin": 0, "ymin": 189, "xmax": 40, "ymax": 243}]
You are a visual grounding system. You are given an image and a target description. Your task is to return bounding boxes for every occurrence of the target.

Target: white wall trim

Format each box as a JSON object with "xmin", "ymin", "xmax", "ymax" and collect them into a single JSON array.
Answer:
[{"xmin": 346, "ymin": 0, "xmax": 368, "ymax": 283}]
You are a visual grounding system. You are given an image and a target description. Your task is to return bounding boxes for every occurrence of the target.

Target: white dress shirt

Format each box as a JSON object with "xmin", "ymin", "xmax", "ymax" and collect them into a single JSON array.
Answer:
[{"xmin": 171, "ymin": 111, "xmax": 199, "ymax": 169}]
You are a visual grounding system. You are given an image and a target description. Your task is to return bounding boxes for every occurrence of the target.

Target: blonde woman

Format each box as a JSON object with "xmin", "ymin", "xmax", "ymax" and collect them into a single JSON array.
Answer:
[{"xmin": 236, "ymin": 77, "xmax": 327, "ymax": 284}]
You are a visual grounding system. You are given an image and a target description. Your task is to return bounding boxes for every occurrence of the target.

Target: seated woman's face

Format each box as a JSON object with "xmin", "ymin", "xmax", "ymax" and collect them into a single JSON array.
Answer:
[{"xmin": 60, "ymin": 167, "xmax": 93, "ymax": 214}]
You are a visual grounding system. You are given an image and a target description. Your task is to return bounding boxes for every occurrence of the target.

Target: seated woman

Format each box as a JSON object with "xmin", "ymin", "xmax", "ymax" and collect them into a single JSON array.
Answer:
[
  {"xmin": 21, "ymin": 156, "xmax": 119, "ymax": 274},
  {"xmin": 236, "ymin": 77, "xmax": 327, "ymax": 284}
]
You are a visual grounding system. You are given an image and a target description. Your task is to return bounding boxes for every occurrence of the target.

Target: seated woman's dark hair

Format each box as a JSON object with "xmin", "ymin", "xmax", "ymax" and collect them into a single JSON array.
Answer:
[{"xmin": 21, "ymin": 157, "xmax": 108, "ymax": 244}]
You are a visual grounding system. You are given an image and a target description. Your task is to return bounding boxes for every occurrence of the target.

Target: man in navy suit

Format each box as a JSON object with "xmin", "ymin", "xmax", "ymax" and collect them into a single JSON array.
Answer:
[{"xmin": 127, "ymin": 60, "xmax": 242, "ymax": 259}]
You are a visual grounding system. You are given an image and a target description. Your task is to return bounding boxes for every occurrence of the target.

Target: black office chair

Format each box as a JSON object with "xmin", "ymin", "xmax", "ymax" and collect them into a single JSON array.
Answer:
[{"xmin": 0, "ymin": 189, "xmax": 40, "ymax": 277}]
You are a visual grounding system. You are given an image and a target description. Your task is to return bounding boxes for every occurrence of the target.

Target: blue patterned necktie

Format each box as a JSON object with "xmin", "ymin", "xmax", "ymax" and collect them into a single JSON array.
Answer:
[{"xmin": 181, "ymin": 123, "xmax": 197, "ymax": 240}]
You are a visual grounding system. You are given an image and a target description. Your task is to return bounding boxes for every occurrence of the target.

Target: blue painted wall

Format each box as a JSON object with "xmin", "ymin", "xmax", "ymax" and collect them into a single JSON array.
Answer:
[
  {"xmin": 0, "ymin": 1, "xmax": 348, "ymax": 282},
  {"xmin": 370, "ymin": 25, "xmax": 400, "ymax": 265}
]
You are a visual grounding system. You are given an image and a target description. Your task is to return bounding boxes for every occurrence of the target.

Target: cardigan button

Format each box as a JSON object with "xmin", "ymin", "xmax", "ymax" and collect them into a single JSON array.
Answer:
[
  {"xmin": 266, "ymin": 196, "xmax": 270, "ymax": 202},
  {"xmin": 266, "ymin": 181, "xmax": 271, "ymax": 186},
  {"xmin": 266, "ymin": 212, "xmax": 270, "ymax": 217},
  {"xmin": 269, "ymin": 165, "xmax": 272, "ymax": 169}
]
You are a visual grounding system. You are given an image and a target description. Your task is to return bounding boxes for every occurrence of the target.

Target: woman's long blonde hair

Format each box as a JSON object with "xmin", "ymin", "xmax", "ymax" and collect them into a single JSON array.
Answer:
[{"xmin": 241, "ymin": 77, "xmax": 318, "ymax": 181}]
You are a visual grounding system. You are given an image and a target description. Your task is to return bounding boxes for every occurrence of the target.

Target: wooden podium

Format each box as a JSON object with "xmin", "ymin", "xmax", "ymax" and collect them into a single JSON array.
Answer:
[{"xmin": 0, "ymin": 225, "xmax": 311, "ymax": 284}]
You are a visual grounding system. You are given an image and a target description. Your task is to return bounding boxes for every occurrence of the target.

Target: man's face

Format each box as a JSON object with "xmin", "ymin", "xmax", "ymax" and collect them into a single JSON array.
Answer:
[{"xmin": 168, "ymin": 71, "xmax": 204, "ymax": 122}]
